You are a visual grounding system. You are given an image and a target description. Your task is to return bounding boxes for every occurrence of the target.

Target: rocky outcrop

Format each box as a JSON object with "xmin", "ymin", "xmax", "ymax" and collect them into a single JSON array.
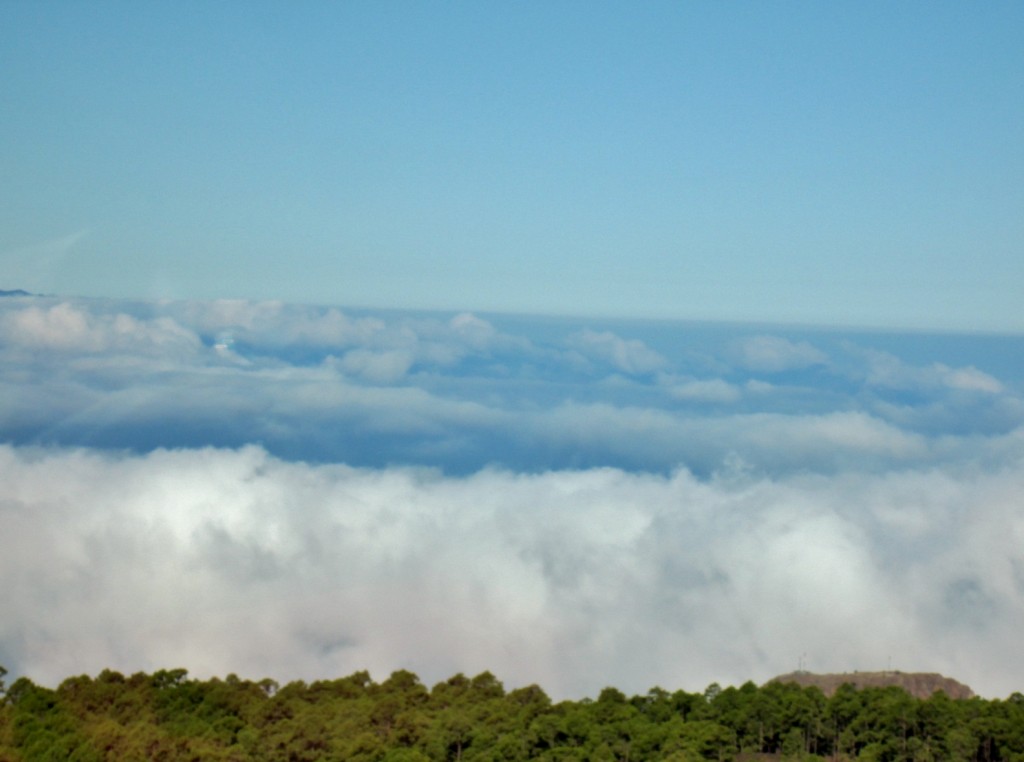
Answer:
[{"xmin": 769, "ymin": 671, "xmax": 974, "ymax": 700}]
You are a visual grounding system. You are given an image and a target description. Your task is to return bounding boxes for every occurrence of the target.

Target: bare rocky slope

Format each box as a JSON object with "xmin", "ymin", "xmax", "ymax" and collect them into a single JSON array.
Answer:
[{"xmin": 769, "ymin": 671, "xmax": 974, "ymax": 700}]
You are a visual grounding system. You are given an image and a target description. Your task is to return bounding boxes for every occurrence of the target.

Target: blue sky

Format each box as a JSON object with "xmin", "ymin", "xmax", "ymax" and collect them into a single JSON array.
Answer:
[{"xmin": 2, "ymin": 2, "xmax": 1022, "ymax": 329}]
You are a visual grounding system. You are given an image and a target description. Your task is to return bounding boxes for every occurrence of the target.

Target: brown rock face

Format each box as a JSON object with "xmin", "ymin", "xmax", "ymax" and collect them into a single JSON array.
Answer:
[{"xmin": 768, "ymin": 671, "xmax": 974, "ymax": 700}]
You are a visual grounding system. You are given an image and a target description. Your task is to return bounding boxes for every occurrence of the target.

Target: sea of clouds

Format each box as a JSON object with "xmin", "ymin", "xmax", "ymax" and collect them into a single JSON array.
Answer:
[{"xmin": 2, "ymin": 295, "xmax": 1024, "ymax": 698}]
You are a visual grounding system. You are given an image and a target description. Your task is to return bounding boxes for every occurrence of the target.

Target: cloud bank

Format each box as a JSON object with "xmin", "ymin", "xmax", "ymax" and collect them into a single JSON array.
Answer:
[
  {"xmin": 2, "ymin": 444, "xmax": 1023, "ymax": 699},
  {"xmin": 2, "ymin": 295, "xmax": 1024, "ymax": 698},
  {"xmin": 3, "ymin": 296, "xmax": 1021, "ymax": 476}
]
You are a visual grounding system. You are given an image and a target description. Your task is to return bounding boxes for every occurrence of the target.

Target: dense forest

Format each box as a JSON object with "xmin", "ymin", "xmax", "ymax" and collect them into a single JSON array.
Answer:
[{"xmin": 1, "ymin": 665, "xmax": 1022, "ymax": 762}]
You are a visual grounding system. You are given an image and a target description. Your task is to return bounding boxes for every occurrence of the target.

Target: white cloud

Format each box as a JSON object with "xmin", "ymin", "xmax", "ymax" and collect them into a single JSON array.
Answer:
[
  {"xmin": 857, "ymin": 347, "xmax": 1005, "ymax": 395},
  {"xmin": 3, "ymin": 297, "xmax": 1020, "ymax": 479},
  {"xmin": 186, "ymin": 300, "xmax": 393, "ymax": 350},
  {"xmin": 739, "ymin": 411, "xmax": 928, "ymax": 460},
  {"xmin": 568, "ymin": 329, "xmax": 667, "ymax": 375},
  {"xmin": 3, "ymin": 296, "xmax": 1024, "ymax": 704},
  {"xmin": 939, "ymin": 364, "xmax": 1003, "ymax": 394},
  {"xmin": 665, "ymin": 377, "xmax": 742, "ymax": 403},
  {"xmin": 448, "ymin": 312, "xmax": 498, "ymax": 348},
  {"xmin": 524, "ymin": 404, "xmax": 937, "ymax": 477},
  {"xmin": 0, "ymin": 302, "xmax": 201, "ymax": 355},
  {"xmin": 731, "ymin": 335, "xmax": 828, "ymax": 373},
  {"xmin": 2, "ymin": 444, "xmax": 1023, "ymax": 699}
]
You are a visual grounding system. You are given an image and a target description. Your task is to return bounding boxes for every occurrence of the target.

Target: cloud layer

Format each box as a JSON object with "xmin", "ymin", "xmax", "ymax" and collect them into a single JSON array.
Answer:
[
  {"xmin": 3, "ymin": 296, "xmax": 1022, "ymax": 476},
  {"xmin": 2, "ymin": 295, "xmax": 1024, "ymax": 698},
  {"xmin": 2, "ymin": 444, "xmax": 1023, "ymax": 699}
]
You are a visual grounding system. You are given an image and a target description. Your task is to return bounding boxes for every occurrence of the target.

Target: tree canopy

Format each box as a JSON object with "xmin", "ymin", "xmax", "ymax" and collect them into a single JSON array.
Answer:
[{"xmin": 0, "ymin": 666, "xmax": 1021, "ymax": 761}]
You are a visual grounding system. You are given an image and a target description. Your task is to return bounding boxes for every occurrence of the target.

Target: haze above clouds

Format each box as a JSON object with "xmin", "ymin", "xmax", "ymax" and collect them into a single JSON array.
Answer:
[{"xmin": 3, "ymin": 295, "xmax": 1024, "ymax": 698}]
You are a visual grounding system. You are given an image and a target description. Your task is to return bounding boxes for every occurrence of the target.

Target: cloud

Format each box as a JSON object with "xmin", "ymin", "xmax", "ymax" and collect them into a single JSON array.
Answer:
[
  {"xmin": 3, "ymin": 296, "xmax": 1024, "ymax": 700},
  {"xmin": 332, "ymin": 349, "xmax": 416, "ymax": 383},
  {"xmin": 448, "ymin": 312, "xmax": 499, "ymax": 349},
  {"xmin": 171, "ymin": 299, "xmax": 389, "ymax": 349},
  {"xmin": 942, "ymin": 366, "xmax": 1003, "ymax": 394},
  {"xmin": 664, "ymin": 377, "xmax": 742, "ymax": 404},
  {"xmin": 1, "ymin": 443, "xmax": 1023, "ymax": 700},
  {"xmin": 168, "ymin": 301, "xmax": 518, "ymax": 368},
  {"xmin": 567, "ymin": 329, "xmax": 667, "ymax": 375},
  {"xmin": 0, "ymin": 302, "xmax": 201, "ymax": 356},
  {"xmin": 737, "ymin": 411, "xmax": 928, "ymax": 462},
  {"xmin": 730, "ymin": 335, "xmax": 828, "ymax": 373},
  {"xmin": 1, "ymin": 297, "xmax": 1021, "ymax": 477},
  {"xmin": 855, "ymin": 347, "xmax": 1004, "ymax": 395}
]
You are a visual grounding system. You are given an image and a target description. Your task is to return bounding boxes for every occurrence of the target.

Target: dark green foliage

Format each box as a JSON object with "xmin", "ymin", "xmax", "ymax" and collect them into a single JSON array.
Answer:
[
  {"xmin": 0, "ymin": 663, "xmax": 1021, "ymax": 762},
  {"xmin": 5, "ymin": 678, "xmax": 101, "ymax": 762}
]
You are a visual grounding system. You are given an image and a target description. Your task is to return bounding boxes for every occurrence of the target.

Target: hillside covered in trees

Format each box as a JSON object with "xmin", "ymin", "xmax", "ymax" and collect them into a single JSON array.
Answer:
[{"xmin": 1, "ymin": 665, "xmax": 1022, "ymax": 762}]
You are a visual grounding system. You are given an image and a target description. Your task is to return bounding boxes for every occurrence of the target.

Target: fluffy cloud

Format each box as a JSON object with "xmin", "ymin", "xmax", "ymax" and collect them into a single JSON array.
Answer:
[
  {"xmin": 171, "ymin": 299, "xmax": 389, "ymax": 349},
  {"xmin": 664, "ymin": 377, "xmax": 742, "ymax": 404},
  {"xmin": 0, "ymin": 302, "xmax": 200, "ymax": 356},
  {"xmin": 1, "ymin": 297, "xmax": 1021, "ymax": 477},
  {"xmin": 165, "ymin": 300, "xmax": 522, "ymax": 377},
  {"xmin": 729, "ymin": 335, "xmax": 828, "ymax": 373},
  {"xmin": 857, "ymin": 347, "xmax": 1005, "ymax": 394},
  {"xmin": 1, "ymin": 444, "xmax": 1023, "ymax": 699},
  {"xmin": 568, "ymin": 329, "xmax": 668, "ymax": 375},
  {"xmin": 3, "ymin": 295, "xmax": 1024, "ymax": 698}
]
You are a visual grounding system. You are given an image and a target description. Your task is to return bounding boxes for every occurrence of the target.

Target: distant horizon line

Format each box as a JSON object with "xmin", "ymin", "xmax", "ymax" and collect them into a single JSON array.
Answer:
[{"xmin": 4, "ymin": 286, "xmax": 1023, "ymax": 338}]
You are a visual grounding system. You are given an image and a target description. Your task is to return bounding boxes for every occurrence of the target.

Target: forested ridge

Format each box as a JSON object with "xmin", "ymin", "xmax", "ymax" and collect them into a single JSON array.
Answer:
[{"xmin": 1, "ymin": 665, "xmax": 1022, "ymax": 762}]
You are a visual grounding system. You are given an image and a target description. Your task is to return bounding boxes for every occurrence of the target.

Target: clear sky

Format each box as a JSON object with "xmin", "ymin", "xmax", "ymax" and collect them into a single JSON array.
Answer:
[{"xmin": 2, "ymin": 2, "xmax": 1022, "ymax": 329}]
